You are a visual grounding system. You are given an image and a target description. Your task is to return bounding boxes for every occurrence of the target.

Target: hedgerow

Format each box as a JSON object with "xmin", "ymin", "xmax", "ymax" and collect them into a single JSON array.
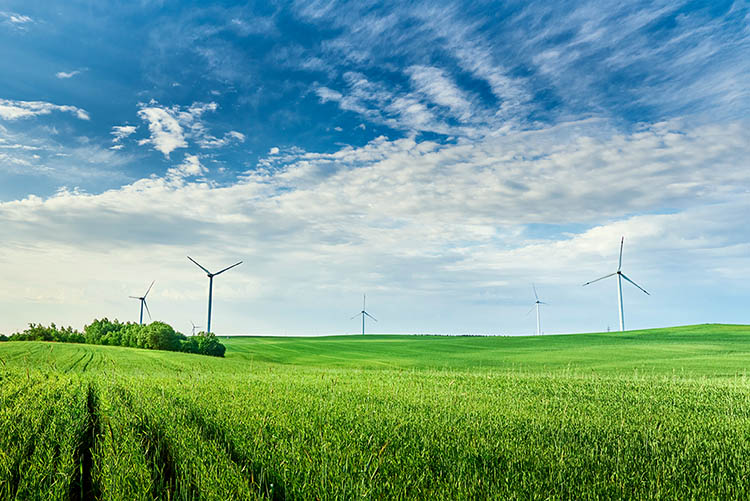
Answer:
[{"xmin": 7, "ymin": 319, "xmax": 225, "ymax": 357}]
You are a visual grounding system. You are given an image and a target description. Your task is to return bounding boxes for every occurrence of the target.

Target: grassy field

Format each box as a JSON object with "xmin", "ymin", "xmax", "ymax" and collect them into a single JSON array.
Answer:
[{"xmin": 2, "ymin": 324, "xmax": 750, "ymax": 499}]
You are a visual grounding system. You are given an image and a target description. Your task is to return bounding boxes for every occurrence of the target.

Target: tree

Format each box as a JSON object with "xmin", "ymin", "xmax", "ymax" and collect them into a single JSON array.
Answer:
[
  {"xmin": 84, "ymin": 318, "xmax": 125, "ymax": 345},
  {"xmin": 180, "ymin": 337, "xmax": 199, "ymax": 354},
  {"xmin": 144, "ymin": 322, "xmax": 182, "ymax": 352},
  {"xmin": 195, "ymin": 331, "xmax": 226, "ymax": 357}
]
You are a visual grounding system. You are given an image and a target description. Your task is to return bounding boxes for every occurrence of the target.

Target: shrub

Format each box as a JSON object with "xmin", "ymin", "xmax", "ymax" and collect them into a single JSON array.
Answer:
[{"xmin": 195, "ymin": 332, "xmax": 226, "ymax": 357}]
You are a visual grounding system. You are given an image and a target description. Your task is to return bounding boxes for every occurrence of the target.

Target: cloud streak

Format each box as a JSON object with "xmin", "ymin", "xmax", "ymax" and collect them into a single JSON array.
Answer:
[
  {"xmin": 55, "ymin": 70, "xmax": 81, "ymax": 79},
  {"xmin": 0, "ymin": 99, "xmax": 90, "ymax": 121}
]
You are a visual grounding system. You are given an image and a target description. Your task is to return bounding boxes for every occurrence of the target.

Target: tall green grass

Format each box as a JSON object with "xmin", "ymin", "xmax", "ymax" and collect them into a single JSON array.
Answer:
[{"xmin": 2, "ymin": 324, "xmax": 750, "ymax": 499}]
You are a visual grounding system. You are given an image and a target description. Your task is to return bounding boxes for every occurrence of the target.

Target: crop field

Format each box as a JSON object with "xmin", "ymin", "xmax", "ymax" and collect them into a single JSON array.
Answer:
[{"xmin": 2, "ymin": 324, "xmax": 750, "ymax": 499}]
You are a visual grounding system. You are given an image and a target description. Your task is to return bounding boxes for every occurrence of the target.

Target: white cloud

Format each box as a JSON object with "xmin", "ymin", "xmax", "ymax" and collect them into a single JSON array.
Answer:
[
  {"xmin": 406, "ymin": 65, "xmax": 474, "ymax": 121},
  {"xmin": 110, "ymin": 125, "xmax": 137, "ymax": 144},
  {"xmin": 1, "ymin": 118, "xmax": 748, "ymax": 333},
  {"xmin": 166, "ymin": 154, "xmax": 207, "ymax": 179},
  {"xmin": 137, "ymin": 101, "xmax": 240, "ymax": 156},
  {"xmin": 137, "ymin": 103, "xmax": 188, "ymax": 157},
  {"xmin": 0, "ymin": 99, "xmax": 90, "ymax": 121},
  {"xmin": 55, "ymin": 70, "xmax": 81, "ymax": 79},
  {"xmin": 269, "ymin": 146, "xmax": 280, "ymax": 154},
  {"xmin": 198, "ymin": 130, "xmax": 245, "ymax": 148},
  {"xmin": 0, "ymin": 11, "xmax": 33, "ymax": 27},
  {"xmin": 315, "ymin": 73, "xmax": 484, "ymax": 136}
]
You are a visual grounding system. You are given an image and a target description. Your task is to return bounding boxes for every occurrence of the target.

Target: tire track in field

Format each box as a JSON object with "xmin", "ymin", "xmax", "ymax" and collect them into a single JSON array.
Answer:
[
  {"xmin": 71, "ymin": 384, "xmax": 101, "ymax": 501},
  {"xmin": 66, "ymin": 351, "xmax": 88, "ymax": 373},
  {"xmin": 169, "ymin": 392, "xmax": 287, "ymax": 501},
  {"xmin": 112, "ymin": 385, "xmax": 180, "ymax": 499},
  {"xmin": 81, "ymin": 352, "xmax": 94, "ymax": 373}
]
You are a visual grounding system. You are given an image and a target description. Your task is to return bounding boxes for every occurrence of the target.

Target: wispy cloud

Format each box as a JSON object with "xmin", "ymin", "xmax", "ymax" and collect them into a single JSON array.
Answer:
[
  {"xmin": 136, "ymin": 100, "xmax": 241, "ymax": 157},
  {"xmin": 406, "ymin": 65, "xmax": 474, "ymax": 122},
  {"xmin": 0, "ymin": 99, "xmax": 90, "ymax": 121},
  {"xmin": 0, "ymin": 11, "xmax": 33, "ymax": 27},
  {"xmin": 109, "ymin": 125, "xmax": 136, "ymax": 150},
  {"xmin": 198, "ymin": 130, "xmax": 245, "ymax": 149},
  {"xmin": 55, "ymin": 70, "xmax": 81, "ymax": 79},
  {"xmin": 166, "ymin": 154, "xmax": 207, "ymax": 179}
]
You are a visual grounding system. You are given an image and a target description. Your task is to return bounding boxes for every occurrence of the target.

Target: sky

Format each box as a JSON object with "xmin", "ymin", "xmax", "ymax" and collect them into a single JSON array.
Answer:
[{"xmin": 0, "ymin": 0, "xmax": 749, "ymax": 336}]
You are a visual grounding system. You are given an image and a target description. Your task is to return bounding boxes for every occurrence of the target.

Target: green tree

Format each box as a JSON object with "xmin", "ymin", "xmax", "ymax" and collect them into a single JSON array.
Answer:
[
  {"xmin": 195, "ymin": 331, "xmax": 226, "ymax": 357},
  {"xmin": 144, "ymin": 322, "xmax": 182, "ymax": 352}
]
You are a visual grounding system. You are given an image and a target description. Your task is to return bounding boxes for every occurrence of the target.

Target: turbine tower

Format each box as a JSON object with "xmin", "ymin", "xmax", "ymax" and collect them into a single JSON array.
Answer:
[
  {"xmin": 129, "ymin": 281, "xmax": 154, "ymax": 326},
  {"xmin": 188, "ymin": 256, "xmax": 242, "ymax": 334},
  {"xmin": 351, "ymin": 294, "xmax": 377, "ymax": 335},
  {"xmin": 583, "ymin": 237, "xmax": 649, "ymax": 332},
  {"xmin": 526, "ymin": 284, "xmax": 546, "ymax": 335}
]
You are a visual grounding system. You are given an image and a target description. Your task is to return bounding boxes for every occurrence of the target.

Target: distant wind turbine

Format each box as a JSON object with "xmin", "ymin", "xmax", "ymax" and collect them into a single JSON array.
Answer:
[
  {"xmin": 526, "ymin": 284, "xmax": 546, "ymax": 335},
  {"xmin": 583, "ymin": 237, "xmax": 650, "ymax": 332},
  {"xmin": 187, "ymin": 256, "xmax": 242, "ymax": 334},
  {"xmin": 129, "ymin": 281, "xmax": 154, "ymax": 326},
  {"xmin": 351, "ymin": 294, "xmax": 376, "ymax": 335},
  {"xmin": 190, "ymin": 320, "xmax": 201, "ymax": 336}
]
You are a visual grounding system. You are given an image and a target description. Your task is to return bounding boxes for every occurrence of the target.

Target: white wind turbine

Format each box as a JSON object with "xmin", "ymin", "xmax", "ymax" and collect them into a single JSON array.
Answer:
[
  {"xmin": 129, "ymin": 281, "xmax": 154, "ymax": 326},
  {"xmin": 187, "ymin": 256, "xmax": 243, "ymax": 334},
  {"xmin": 351, "ymin": 294, "xmax": 376, "ymax": 335},
  {"xmin": 526, "ymin": 284, "xmax": 546, "ymax": 335},
  {"xmin": 190, "ymin": 320, "xmax": 201, "ymax": 336},
  {"xmin": 583, "ymin": 237, "xmax": 650, "ymax": 332}
]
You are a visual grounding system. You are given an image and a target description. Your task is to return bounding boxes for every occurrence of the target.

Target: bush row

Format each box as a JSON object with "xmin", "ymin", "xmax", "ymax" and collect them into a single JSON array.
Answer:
[{"xmin": 1, "ymin": 319, "xmax": 225, "ymax": 357}]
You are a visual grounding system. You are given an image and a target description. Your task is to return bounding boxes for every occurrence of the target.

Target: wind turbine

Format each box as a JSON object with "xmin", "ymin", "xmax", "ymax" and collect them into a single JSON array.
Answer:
[
  {"xmin": 351, "ymin": 294, "xmax": 376, "ymax": 335},
  {"xmin": 129, "ymin": 281, "xmax": 154, "ymax": 326},
  {"xmin": 583, "ymin": 237, "xmax": 650, "ymax": 332},
  {"xmin": 190, "ymin": 321, "xmax": 201, "ymax": 336},
  {"xmin": 187, "ymin": 256, "xmax": 242, "ymax": 334},
  {"xmin": 526, "ymin": 284, "xmax": 546, "ymax": 335}
]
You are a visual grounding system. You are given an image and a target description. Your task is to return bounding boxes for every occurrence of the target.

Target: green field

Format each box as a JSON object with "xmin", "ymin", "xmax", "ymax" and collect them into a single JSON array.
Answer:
[{"xmin": 2, "ymin": 324, "xmax": 750, "ymax": 499}]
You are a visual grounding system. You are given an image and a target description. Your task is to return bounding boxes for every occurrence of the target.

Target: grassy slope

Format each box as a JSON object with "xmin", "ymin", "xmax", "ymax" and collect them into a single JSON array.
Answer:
[
  {"xmin": 3, "ymin": 324, "xmax": 750, "ymax": 499},
  {"xmin": 1, "ymin": 323, "xmax": 749, "ymax": 378},
  {"xmin": 222, "ymin": 323, "xmax": 750, "ymax": 377}
]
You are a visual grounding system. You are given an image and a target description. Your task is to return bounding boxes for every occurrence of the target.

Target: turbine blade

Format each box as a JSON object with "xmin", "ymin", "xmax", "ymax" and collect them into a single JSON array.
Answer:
[
  {"xmin": 128, "ymin": 296, "xmax": 139, "ymax": 299},
  {"xmin": 533, "ymin": 283, "xmax": 539, "ymax": 301},
  {"xmin": 363, "ymin": 294, "xmax": 366, "ymax": 310},
  {"xmin": 364, "ymin": 311, "xmax": 377, "ymax": 322},
  {"xmin": 620, "ymin": 273, "xmax": 650, "ymax": 295},
  {"xmin": 525, "ymin": 305, "xmax": 535, "ymax": 316},
  {"xmin": 143, "ymin": 299, "xmax": 152, "ymax": 320},
  {"xmin": 187, "ymin": 256, "xmax": 211, "ymax": 274},
  {"xmin": 350, "ymin": 313, "xmax": 361, "ymax": 320},
  {"xmin": 618, "ymin": 236, "xmax": 624, "ymax": 271},
  {"xmin": 144, "ymin": 280, "xmax": 155, "ymax": 298},
  {"xmin": 214, "ymin": 261, "xmax": 243, "ymax": 276},
  {"xmin": 583, "ymin": 272, "xmax": 617, "ymax": 286}
]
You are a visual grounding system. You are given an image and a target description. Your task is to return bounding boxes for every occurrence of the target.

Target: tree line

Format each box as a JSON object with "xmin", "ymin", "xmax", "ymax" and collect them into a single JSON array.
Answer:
[{"xmin": 0, "ymin": 318, "xmax": 226, "ymax": 357}]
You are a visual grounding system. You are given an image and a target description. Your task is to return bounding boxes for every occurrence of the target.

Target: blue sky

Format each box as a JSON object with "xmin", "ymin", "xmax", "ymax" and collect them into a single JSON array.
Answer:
[{"xmin": 0, "ymin": 0, "xmax": 749, "ymax": 335}]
